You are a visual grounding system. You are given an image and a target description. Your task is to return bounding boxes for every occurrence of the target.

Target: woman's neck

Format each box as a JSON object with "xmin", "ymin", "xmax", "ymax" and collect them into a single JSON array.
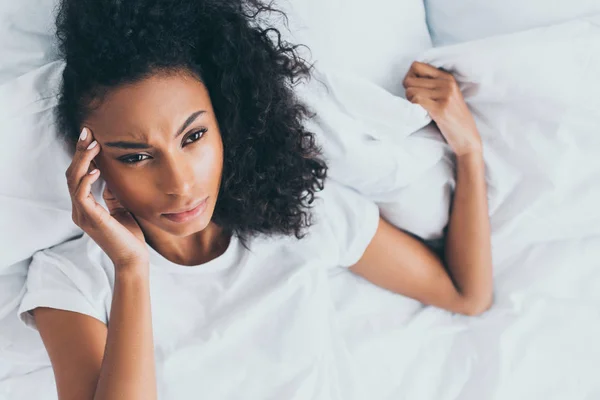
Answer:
[{"xmin": 144, "ymin": 222, "xmax": 231, "ymax": 266}]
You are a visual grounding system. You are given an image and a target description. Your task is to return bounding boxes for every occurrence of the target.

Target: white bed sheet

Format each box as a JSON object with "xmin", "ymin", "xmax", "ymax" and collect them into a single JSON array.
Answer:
[
  {"xmin": 330, "ymin": 235, "xmax": 600, "ymax": 400},
  {"xmin": 2, "ymin": 14, "xmax": 600, "ymax": 400},
  {"xmin": 2, "ymin": 235, "xmax": 599, "ymax": 399}
]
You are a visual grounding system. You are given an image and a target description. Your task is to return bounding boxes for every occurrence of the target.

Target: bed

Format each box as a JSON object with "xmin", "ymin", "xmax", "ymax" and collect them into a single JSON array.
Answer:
[{"xmin": 1, "ymin": 0, "xmax": 600, "ymax": 398}]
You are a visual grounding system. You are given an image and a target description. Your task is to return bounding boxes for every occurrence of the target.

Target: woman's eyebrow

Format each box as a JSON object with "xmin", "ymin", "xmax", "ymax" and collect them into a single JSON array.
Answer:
[
  {"xmin": 175, "ymin": 110, "xmax": 206, "ymax": 138},
  {"xmin": 104, "ymin": 110, "xmax": 207, "ymax": 149},
  {"xmin": 104, "ymin": 141, "xmax": 151, "ymax": 150}
]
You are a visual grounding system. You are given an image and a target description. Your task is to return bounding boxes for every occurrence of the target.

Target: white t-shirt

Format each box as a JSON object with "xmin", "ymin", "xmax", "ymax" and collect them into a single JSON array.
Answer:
[{"xmin": 19, "ymin": 182, "xmax": 380, "ymax": 400}]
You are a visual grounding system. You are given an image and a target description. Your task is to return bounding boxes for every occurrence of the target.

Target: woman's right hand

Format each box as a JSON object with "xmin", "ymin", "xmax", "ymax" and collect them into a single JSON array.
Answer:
[{"xmin": 66, "ymin": 127, "xmax": 149, "ymax": 270}]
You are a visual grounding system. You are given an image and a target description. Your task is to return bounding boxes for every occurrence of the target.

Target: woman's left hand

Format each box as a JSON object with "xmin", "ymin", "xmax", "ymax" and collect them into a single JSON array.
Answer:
[{"xmin": 403, "ymin": 61, "xmax": 482, "ymax": 157}]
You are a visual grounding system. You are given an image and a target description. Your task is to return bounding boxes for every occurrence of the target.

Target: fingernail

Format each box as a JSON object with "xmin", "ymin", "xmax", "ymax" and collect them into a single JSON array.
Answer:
[
  {"xmin": 89, "ymin": 169, "xmax": 99, "ymax": 175},
  {"xmin": 87, "ymin": 140, "xmax": 98, "ymax": 150},
  {"xmin": 80, "ymin": 127, "xmax": 88, "ymax": 141}
]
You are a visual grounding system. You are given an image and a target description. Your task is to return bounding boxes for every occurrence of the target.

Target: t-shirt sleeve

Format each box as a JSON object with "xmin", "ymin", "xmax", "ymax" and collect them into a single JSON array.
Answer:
[
  {"xmin": 18, "ymin": 242, "xmax": 110, "ymax": 331},
  {"xmin": 317, "ymin": 180, "xmax": 380, "ymax": 268}
]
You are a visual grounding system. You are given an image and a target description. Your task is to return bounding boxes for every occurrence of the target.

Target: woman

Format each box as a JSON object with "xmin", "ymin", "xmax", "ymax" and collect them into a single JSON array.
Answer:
[{"xmin": 19, "ymin": 0, "xmax": 492, "ymax": 398}]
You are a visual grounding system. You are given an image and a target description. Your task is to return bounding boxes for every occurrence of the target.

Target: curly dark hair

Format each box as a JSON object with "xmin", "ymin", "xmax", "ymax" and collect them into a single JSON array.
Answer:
[{"xmin": 55, "ymin": 0, "xmax": 327, "ymax": 240}]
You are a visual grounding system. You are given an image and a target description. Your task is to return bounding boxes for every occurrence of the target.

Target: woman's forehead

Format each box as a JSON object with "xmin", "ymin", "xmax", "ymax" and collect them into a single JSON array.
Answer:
[{"xmin": 85, "ymin": 72, "xmax": 214, "ymax": 142}]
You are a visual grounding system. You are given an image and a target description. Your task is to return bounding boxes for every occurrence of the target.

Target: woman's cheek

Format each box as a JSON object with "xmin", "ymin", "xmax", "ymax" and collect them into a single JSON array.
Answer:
[
  {"xmin": 195, "ymin": 135, "xmax": 224, "ymax": 190},
  {"xmin": 104, "ymin": 166, "xmax": 156, "ymax": 216}
]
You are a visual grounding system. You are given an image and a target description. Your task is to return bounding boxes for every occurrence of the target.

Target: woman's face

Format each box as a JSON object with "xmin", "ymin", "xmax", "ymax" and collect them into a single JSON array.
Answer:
[{"xmin": 85, "ymin": 70, "xmax": 224, "ymax": 238}]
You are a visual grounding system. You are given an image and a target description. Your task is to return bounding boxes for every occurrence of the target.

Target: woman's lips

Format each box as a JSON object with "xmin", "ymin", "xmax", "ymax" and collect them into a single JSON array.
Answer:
[{"xmin": 162, "ymin": 198, "xmax": 208, "ymax": 223}]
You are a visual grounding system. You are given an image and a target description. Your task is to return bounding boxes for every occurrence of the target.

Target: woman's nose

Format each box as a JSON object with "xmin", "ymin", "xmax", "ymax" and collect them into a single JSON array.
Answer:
[{"xmin": 158, "ymin": 155, "xmax": 194, "ymax": 197}]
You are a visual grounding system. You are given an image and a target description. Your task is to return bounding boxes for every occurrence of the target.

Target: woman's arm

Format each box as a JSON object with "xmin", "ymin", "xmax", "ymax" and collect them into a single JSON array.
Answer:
[
  {"xmin": 35, "ymin": 263, "xmax": 156, "ymax": 400},
  {"xmin": 350, "ymin": 155, "xmax": 492, "ymax": 315},
  {"xmin": 349, "ymin": 62, "xmax": 493, "ymax": 316},
  {"xmin": 34, "ymin": 128, "xmax": 157, "ymax": 399},
  {"xmin": 95, "ymin": 264, "xmax": 156, "ymax": 400},
  {"xmin": 444, "ymin": 152, "xmax": 492, "ymax": 310}
]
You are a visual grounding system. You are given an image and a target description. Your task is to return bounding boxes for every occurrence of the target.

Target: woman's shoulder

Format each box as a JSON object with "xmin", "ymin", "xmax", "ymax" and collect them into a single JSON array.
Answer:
[
  {"xmin": 307, "ymin": 180, "xmax": 380, "ymax": 267},
  {"xmin": 21, "ymin": 234, "xmax": 113, "ymax": 330},
  {"xmin": 310, "ymin": 180, "xmax": 378, "ymax": 229},
  {"xmin": 32, "ymin": 233, "xmax": 113, "ymax": 277}
]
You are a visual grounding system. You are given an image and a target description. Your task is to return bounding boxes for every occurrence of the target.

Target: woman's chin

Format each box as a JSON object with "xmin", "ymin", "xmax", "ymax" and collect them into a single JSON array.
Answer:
[{"xmin": 160, "ymin": 215, "xmax": 211, "ymax": 237}]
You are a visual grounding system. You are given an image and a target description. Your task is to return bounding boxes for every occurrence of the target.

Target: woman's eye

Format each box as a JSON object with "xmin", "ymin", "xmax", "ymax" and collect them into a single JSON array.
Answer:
[
  {"xmin": 183, "ymin": 129, "xmax": 207, "ymax": 145},
  {"xmin": 119, "ymin": 154, "xmax": 150, "ymax": 164}
]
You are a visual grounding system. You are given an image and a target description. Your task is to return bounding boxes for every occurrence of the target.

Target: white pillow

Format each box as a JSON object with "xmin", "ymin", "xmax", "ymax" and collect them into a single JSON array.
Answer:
[
  {"xmin": 419, "ymin": 17, "xmax": 600, "ymax": 251},
  {"xmin": 425, "ymin": 0, "xmax": 600, "ymax": 45},
  {"xmin": 0, "ymin": 62, "xmax": 97, "ymax": 268},
  {"xmin": 299, "ymin": 16, "xmax": 600, "ymax": 247},
  {"xmin": 276, "ymin": 0, "xmax": 432, "ymax": 94},
  {"xmin": 296, "ymin": 71, "xmax": 451, "ymax": 241},
  {"xmin": 0, "ymin": 0, "xmax": 58, "ymax": 85}
]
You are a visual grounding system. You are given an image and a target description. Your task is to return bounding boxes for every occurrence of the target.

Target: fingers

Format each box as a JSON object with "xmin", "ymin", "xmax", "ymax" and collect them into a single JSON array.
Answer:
[
  {"xmin": 403, "ymin": 62, "xmax": 461, "ymax": 111},
  {"xmin": 403, "ymin": 76, "xmax": 441, "ymax": 90},
  {"xmin": 71, "ymin": 167, "xmax": 110, "ymax": 229},
  {"xmin": 409, "ymin": 96, "xmax": 438, "ymax": 113},
  {"xmin": 405, "ymin": 87, "xmax": 441, "ymax": 118},
  {"xmin": 66, "ymin": 128, "xmax": 101, "ymax": 195},
  {"xmin": 74, "ymin": 168, "xmax": 101, "ymax": 206},
  {"xmin": 66, "ymin": 126, "xmax": 111, "ymax": 228},
  {"xmin": 408, "ymin": 61, "xmax": 451, "ymax": 80},
  {"xmin": 410, "ymin": 61, "xmax": 449, "ymax": 79},
  {"xmin": 71, "ymin": 127, "xmax": 96, "ymax": 165},
  {"xmin": 405, "ymin": 87, "xmax": 444, "ymax": 103}
]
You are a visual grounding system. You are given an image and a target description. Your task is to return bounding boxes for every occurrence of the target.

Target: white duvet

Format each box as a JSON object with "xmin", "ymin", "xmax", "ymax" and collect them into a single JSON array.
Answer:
[
  {"xmin": 317, "ymin": 17, "xmax": 600, "ymax": 399},
  {"xmin": 2, "ymin": 17, "xmax": 600, "ymax": 400},
  {"xmin": 300, "ymin": 15, "xmax": 600, "ymax": 249}
]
